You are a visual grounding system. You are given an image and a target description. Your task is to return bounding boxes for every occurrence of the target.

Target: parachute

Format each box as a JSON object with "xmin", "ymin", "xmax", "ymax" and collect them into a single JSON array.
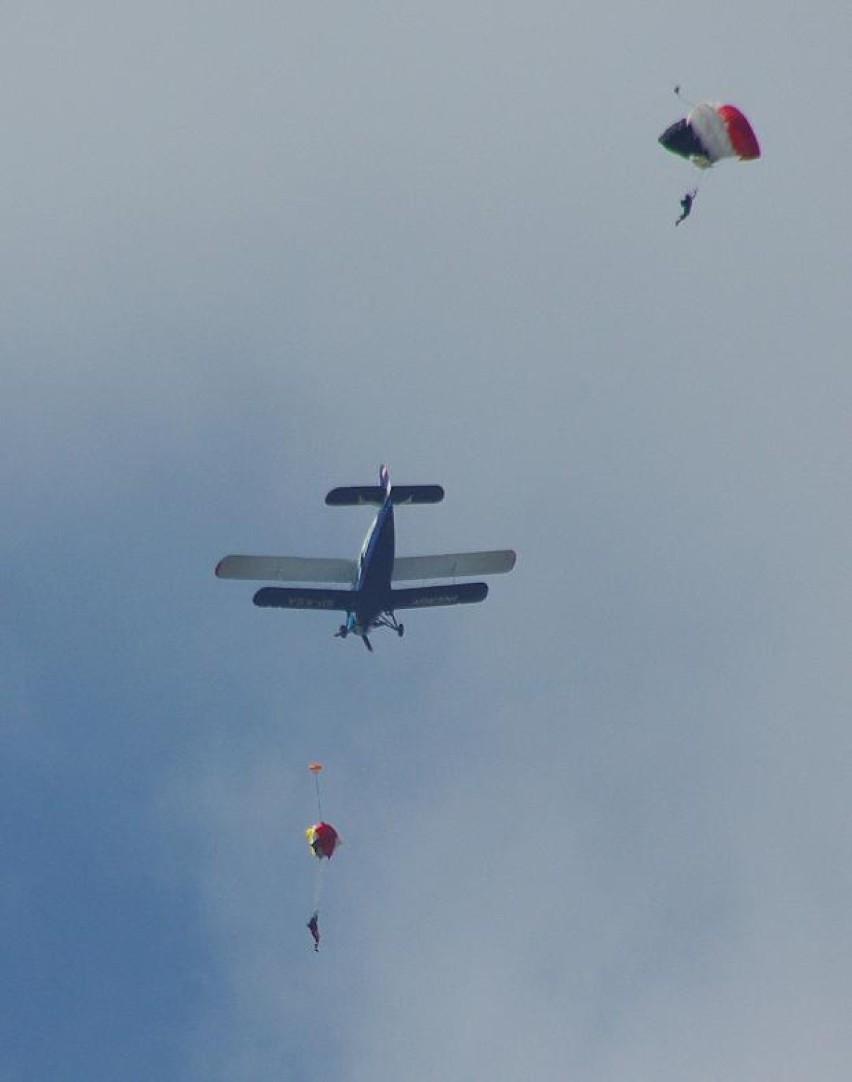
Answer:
[
  {"xmin": 659, "ymin": 100, "xmax": 761, "ymax": 168},
  {"xmin": 659, "ymin": 91, "xmax": 760, "ymax": 225},
  {"xmin": 304, "ymin": 762, "xmax": 341, "ymax": 950},
  {"xmin": 306, "ymin": 821, "xmax": 340, "ymax": 861}
]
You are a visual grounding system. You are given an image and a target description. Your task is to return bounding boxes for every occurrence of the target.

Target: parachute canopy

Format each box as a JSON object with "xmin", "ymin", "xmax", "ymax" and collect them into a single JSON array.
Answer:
[
  {"xmin": 306, "ymin": 821, "xmax": 339, "ymax": 860},
  {"xmin": 308, "ymin": 761, "xmax": 323, "ymax": 775},
  {"xmin": 659, "ymin": 103, "xmax": 760, "ymax": 168}
]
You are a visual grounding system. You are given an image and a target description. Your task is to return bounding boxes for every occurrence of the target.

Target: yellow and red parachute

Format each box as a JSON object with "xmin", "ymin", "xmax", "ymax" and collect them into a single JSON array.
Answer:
[{"xmin": 306, "ymin": 821, "xmax": 340, "ymax": 861}]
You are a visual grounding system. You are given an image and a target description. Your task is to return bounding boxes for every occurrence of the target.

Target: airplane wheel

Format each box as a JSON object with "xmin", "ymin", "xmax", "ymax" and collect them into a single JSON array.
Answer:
[{"xmin": 398, "ymin": 624, "xmax": 405, "ymax": 637}]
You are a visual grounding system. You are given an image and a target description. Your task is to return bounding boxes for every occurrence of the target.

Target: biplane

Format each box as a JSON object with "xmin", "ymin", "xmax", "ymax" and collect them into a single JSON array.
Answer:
[{"xmin": 215, "ymin": 465, "xmax": 516, "ymax": 651}]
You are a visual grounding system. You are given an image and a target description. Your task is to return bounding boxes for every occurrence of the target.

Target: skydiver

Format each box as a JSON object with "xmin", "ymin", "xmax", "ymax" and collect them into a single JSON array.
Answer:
[
  {"xmin": 307, "ymin": 911, "xmax": 320, "ymax": 951},
  {"xmin": 675, "ymin": 188, "xmax": 697, "ymax": 226}
]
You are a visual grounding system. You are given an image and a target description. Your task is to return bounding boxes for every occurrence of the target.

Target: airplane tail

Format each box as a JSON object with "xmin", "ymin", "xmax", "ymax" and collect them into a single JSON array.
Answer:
[{"xmin": 326, "ymin": 465, "xmax": 444, "ymax": 507}]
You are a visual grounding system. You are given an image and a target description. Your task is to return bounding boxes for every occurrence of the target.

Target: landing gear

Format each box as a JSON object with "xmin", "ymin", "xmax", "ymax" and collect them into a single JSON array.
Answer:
[
  {"xmin": 336, "ymin": 611, "xmax": 403, "ymax": 648},
  {"xmin": 375, "ymin": 610, "xmax": 404, "ymax": 638}
]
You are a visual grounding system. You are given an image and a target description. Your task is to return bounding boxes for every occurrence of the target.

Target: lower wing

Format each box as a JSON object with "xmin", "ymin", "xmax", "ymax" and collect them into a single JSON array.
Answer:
[
  {"xmin": 392, "ymin": 550, "xmax": 515, "ymax": 581},
  {"xmin": 389, "ymin": 583, "xmax": 488, "ymax": 609},
  {"xmin": 216, "ymin": 555, "xmax": 356, "ymax": 583},
  {"xmin": 253, "ymin": 587, "xmax": 355, "ymax": 611}
]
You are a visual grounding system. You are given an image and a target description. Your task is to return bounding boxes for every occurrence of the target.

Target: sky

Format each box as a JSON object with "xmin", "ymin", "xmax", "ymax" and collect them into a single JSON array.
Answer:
[{"xmin": 4, "ymin": 2, "xmax": 852, "ymax": 1079}]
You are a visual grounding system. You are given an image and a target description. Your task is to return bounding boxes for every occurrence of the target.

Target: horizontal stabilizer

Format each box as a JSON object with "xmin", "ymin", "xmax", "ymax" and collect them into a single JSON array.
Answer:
[
  {"xmin": 216, "ymin": 555, "xmax": 356, "ymax": 583},
  {"xmin": 389, "ymin": 485, "xmax": 444, "ymax": 505},
  {"xmin": 389, "ymin": 582, "xmax": 488, "ymax": 610},
  {"xmin": 393, "ymin": 549, "xmax": 516, "ymax": 581},
  {"xmin": 325, "ymin": 485, "xmax": 386, "ymax": 506},
  {"xmin": 253, "ymin": 587, "xmax": 354, "ymax": 611},
  {"xmin": 325, "ymin": 484, "xmax": 444, "ymax": 506}
]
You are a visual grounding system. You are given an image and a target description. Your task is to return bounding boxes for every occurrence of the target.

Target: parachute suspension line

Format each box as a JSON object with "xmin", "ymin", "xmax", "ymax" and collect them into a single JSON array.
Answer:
[
  {"xmin": 313, "ymin": 856, "xmax": 327, "ymax": 912},
  {"xmin": 691, "ymin": 163, "xmax": 716, "ymax": 198},
  {"xmin": 314, "ymin": 770, "xmax": 324, "ymax": 819},
  {"xmin": 308, "ymin": 761, "xmax": 324, "ymax": 819}
]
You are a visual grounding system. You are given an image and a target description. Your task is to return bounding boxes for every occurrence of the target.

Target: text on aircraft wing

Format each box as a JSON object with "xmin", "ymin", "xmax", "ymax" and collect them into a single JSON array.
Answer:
[
  {"xmin": 389, "ymin": 583, "xmax": 489, "ymax": 608},
  {"xmin": 216, "ymin": 555, "xmax": 357, "ymax": 583},
  {"xmin": 392, "ymin": 550, "xmax": 516, "ymax": 581},
  {"xmin": 253, "ymin": 587, "xmax": 354, "ymax": 610}
]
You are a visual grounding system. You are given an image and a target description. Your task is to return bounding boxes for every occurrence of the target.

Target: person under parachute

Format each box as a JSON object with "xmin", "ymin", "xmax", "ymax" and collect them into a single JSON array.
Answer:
[
  {"xmin": 304, "ymin": 763, "xmax": 341, "ymax": 952},
  {"xmin": 676, "ymin": 187, "xmax": 698, "ymax": 226},
  {"xmin": 659, "ymin": 88, "xmax": 760, "ymax": 225}
]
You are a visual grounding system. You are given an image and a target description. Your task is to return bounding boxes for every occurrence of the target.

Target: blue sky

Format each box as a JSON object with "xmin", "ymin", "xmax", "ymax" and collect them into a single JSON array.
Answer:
[{"xmin": 5, "ymin": 2, "xmax": 852, "ymax": 1079}]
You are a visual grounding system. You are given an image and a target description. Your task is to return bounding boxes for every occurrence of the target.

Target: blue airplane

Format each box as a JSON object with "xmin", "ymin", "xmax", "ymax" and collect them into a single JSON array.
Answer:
[{"xmin": 216, "ymin": 465, "xmax": 516, "ymax": 651}]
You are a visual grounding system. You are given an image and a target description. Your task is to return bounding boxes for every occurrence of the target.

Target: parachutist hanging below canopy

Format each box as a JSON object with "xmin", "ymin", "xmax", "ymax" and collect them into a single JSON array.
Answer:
[
  {"xmin": 659, "ymin": 94, "xmax": 761, "ymax": 224},
  {"xmin": 675, "ymin": 187, "xmax": 697, "ymax": 226},
  {"xmin": 304, "ymin": 763, "xmax": 341, "ymax": 952},
  {"xmin": 307, "ymin": 911, "xmax": 320, "ymax": 951}
]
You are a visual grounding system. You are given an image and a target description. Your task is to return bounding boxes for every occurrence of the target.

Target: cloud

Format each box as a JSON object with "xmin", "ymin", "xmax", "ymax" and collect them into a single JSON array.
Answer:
[{"xmin": 5, "ymin": 2, "xmax": 852, "ymax": 1080}]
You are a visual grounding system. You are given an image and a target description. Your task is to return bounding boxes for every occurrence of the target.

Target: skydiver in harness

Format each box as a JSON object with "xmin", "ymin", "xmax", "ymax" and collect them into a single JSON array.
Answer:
[
  {"xmin": 307, "ymin": 911, "xmax": 320, "ymax": 951},
  {"xmin": 675, "ymin": 187, "xmax": 697, "ymax": 226}
]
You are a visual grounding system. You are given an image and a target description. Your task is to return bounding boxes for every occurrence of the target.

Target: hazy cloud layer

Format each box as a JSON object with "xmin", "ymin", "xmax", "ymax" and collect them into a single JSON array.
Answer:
[{"xmin": 4, "ymin": 2, "xmax": 852, "ymax": 1079}]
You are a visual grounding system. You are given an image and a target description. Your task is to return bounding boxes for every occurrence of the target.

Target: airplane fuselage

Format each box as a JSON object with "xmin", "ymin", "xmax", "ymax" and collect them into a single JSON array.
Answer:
[{"xmin": 350, "ymin": 497, "xmax": 395, "ymax": 633}]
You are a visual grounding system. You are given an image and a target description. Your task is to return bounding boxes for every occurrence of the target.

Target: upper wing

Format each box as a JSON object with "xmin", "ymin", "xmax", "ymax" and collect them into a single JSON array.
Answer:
[
  {"xmin": 215, "ymin": 555, "xmax": 357, "ymax": 583},
  {"xmin": 392, "ymin": 549, "xmax": 516, "ymax": 582}
]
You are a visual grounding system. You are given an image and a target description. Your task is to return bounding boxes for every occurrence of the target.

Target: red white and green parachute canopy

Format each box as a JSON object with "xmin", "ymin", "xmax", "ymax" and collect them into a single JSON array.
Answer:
[
  {"xmin": 659, "ymin": 102, "xmax": 760, "ymax": 169},
  {"xmin": 306, "ymin": 821, "xmax": 340, "ymax": 860}
]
